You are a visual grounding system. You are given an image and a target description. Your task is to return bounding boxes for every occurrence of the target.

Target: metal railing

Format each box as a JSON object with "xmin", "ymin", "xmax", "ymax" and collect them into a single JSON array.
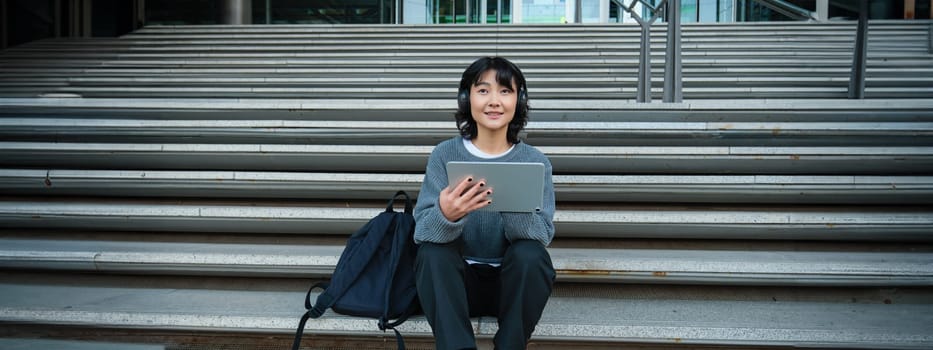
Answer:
[
  {"xmin": 619, "ymin": 0, "xmax": 682, "ymax": 103},
  {"xmin": 621, "ymin": 0, "xmax": 872, "ymax": 102}
]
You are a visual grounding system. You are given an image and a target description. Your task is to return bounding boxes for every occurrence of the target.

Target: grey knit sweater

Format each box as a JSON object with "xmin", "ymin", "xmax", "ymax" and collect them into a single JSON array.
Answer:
[{"xmin": 414, "ymin": 136, "xmax": 556, "ymax": 264}]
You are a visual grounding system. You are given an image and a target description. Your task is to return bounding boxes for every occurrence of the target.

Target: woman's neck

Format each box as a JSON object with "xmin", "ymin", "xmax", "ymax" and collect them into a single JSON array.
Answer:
[{"xmin": 471, "ymin": 132, "xmax": 512, "ymax": 156}]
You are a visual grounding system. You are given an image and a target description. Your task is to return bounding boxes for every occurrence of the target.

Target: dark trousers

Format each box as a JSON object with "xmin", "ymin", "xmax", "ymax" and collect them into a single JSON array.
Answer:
[{"xmin": 415, "ymin": 239, "xmax": 555, "ymax": 350}]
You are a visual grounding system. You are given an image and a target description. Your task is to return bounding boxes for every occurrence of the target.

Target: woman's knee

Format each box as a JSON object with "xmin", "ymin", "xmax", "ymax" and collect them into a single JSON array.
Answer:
[
  {"xmin": 501, "ymin": 240, "xmax": 555, "ymax": 295},
  {"xmin": 416, "ymin": 241, "xmax": 463, "ymax": 268},
  {"xmin": 503, "ymin": 240, "xmax": 552, "ymax": 269}
]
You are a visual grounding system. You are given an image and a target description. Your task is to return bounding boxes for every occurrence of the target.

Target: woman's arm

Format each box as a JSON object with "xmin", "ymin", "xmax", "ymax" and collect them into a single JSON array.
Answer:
[{"xmin": 414, "ymin": 148, "xmax": 467, "ymax": 244}]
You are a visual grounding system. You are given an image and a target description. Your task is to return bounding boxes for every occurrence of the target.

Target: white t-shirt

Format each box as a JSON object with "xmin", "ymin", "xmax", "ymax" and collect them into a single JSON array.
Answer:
[{"xmin": 463, "ymin": 137, "xmax": 515, "ymax": 159}]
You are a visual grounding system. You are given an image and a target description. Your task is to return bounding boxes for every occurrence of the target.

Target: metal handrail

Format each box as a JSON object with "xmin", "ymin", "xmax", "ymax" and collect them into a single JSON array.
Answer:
[
  {"xmin": 663, "ymin": 0, "xmax": 682, "ymax": 103},
  {"xmin": 619, "ymin": 0, "xmax": 681, "ymax": 103},
  {"xmin": 620, "ymin": 0, "xmax": 873, "ymax": 102},
  {"xmin": 620, "ymin": 0, "xmax": 667, "ymax": 102}
]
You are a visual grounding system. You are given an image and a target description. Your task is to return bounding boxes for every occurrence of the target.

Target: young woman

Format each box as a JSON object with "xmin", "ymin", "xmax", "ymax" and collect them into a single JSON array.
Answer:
[{"xmin": 413, "ymin": 56, "xmax": 556, "ymax": 350}]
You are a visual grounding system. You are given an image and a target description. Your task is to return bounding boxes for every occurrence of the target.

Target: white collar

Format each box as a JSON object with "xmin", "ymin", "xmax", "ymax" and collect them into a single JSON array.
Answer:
[{"xmin": 463, "ymin": 137, "xmax": 514, "ymax": 159}]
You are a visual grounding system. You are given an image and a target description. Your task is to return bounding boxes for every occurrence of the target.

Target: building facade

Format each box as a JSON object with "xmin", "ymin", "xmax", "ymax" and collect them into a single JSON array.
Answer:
[{"xmin": 2, "ymin": 0, "xmax": 931, "ymax": 49}]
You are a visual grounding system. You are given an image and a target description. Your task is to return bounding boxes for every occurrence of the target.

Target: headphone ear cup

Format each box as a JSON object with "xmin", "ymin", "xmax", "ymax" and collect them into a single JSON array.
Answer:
[
  {"xmin": 518, "ymin": 88, "xmax": 528, "ymax": 112},
  {"xmin": 458, "ymin": 89, "xmax": 469, "ymax": 111}
]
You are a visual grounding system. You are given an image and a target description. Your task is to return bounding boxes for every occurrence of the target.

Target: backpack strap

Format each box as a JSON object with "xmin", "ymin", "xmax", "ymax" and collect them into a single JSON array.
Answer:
[
  {"xmin": 390, "ymin": 190, "xmax": 413, "ymax": 215},
  {"xmin": 292, "ymin": 282, "xmax": 328, "ymax": 350},
  {"xmin": 291, "ymin": 309, "xmax": 313, "ymax": 350},
  {"xmin": 390, "ymin": 327, "xmax": 407, "ymax": 350},
  {"xmin": 378, "ymin": 305, "xmax": 418, "ymax": 350},
  {"xmin": 304, "ymin": 282, "xmax": 330, "ymax": 317}
]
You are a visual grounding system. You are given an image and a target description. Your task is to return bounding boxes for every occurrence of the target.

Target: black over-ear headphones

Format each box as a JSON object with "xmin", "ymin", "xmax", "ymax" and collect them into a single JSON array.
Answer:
[
  {"xmin": 518, "ymin": 85, "xmax": 528, "ymax": 112},
  {"xmin": 458, "ymin": 88, "xmax": 470, "ymax": 112}
]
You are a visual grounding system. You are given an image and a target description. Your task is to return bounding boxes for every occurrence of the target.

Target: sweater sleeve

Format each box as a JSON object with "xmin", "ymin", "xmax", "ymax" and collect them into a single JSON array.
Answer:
[
  {"xmin": 500, "ymin": 157, "xmax": 556, "ymax": 246},
  {"xmin": 413, "ymin": 144, "xmax": 465, "ymax": 244}
]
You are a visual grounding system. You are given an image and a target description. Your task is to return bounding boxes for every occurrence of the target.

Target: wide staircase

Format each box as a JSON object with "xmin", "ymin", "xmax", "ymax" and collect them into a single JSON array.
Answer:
[{"xmin": 1, "ymin": 21, "xmax": 932, "ymax": 349}]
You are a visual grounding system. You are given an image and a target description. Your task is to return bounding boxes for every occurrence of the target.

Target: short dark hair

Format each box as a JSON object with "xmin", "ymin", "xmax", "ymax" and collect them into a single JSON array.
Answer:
[{"xmin": 455, "ymin": 56, "xmax": 529, "ymax": 144}]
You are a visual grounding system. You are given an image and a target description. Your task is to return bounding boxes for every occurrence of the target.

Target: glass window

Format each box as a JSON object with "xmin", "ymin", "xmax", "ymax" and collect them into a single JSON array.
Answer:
[
  {"xmin": 609, "ymin": 0, "xmax": 621, "ymax": 22},
  {"xmin": 93, "ymin": 0, "xmax": 135, "ymax": 36},
  {"xmin": 650, "ymin": 0, "xmax": 735, "ymax": 23},
  {"xmin": 681, "ymin": 0, "xmax": 697, "ymax": 22},
  {"xmin": 523, "ymin": 0, "xmax": 566, "ymax": 23},
  {"xmin": 146, "ymin": 0, "xmax": 221, "ymax": 25},
  {"xmin": 737, "ymin": 0, "xmax": 817, "ymax": 21},
  {"xmin": 826, "ymin": 0, "xmax": 930, "ymax": 20},
  {"xmin": 718, "ymin": 0, "xmax": 734, "ymax": 22},
  {"xmin": 428, "ymin": 0, "xmax": 475, "ymax": 23},
  {"xmin": 486, "ymin": 0, "xmax": 511, "ymax": 23},
  {"xmin": 581, "ymin": 0, "xmax": 600, "ymax": 23},
  {"xmin": 247, "ymin": 0, "xmax": 395, "ymax": 24},
  {"xmin": 404, "ymin": 0, "xmax": 428, "ymax": 23},
  {"xmin": 7, "ymin": 0, "xmax": 56, "ymax": 47},
  {"xmin": 698, "ymin": 0, "xmax": 717, "ymax": 22}
]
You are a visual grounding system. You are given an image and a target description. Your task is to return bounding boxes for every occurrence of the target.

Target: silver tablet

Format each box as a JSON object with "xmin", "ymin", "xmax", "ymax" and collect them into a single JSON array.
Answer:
[{"xmin": 446, "ymin": 161, "xmax": 545, "ymax": 213}]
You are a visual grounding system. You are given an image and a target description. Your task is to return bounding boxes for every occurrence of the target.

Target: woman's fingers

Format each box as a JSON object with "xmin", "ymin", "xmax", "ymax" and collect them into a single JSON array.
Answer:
[
  {"xmin": 451, "ymin": 177, "xmax": 474, "ymax": 197},
  {"xmin": 463, "ymin": 180, "xmax": 492, "ymax": 210},
  {"xmin": 440, "ymin": 177, "xmax": 492, "ymax": 221}
]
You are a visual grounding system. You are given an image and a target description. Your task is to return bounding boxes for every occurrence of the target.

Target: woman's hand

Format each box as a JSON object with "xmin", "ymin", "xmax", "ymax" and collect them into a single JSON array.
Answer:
[{"xmin": 439, "ymin": 177, "xmax": 492, "ymax": 222}]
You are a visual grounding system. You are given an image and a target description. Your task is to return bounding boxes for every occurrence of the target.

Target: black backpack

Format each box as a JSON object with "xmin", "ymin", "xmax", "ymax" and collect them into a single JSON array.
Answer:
[{"xmin": 291, "ymin": 191, "xmax": 421, "ymax": 350}]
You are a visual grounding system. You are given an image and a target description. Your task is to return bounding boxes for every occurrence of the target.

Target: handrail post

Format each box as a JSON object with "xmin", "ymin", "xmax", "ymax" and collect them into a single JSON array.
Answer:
[
  {"xmin": 623, "ymin": 0, "xmax": 666, "ymax": 103},
  {"xmin": 576, "ymin": 0, "xmax": 583, "ymax": 23},
  {"xmin": 848, "ymin": 0, "xmax": 868, "ymax": 99},
  {"xmin": 928, "ymin": 23, "xmax": 932, "ymax": 54},
  {"xmin": 663, "ymin": 0, "xmax": 682, "ymax": 103},
  {"xmin": 638, "ymin": 22, "xmax": 652, "ymax": 102}
]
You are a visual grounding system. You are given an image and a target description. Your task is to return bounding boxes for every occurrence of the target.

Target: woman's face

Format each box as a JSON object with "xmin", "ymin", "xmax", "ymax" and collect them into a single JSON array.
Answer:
[{"xmin": 470, "ymin": 69, "xmax": 517, "ymax": 137}]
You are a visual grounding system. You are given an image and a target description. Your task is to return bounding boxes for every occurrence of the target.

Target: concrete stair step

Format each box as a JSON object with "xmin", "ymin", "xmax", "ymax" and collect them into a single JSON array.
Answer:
[
  {"xmin": 17, "ymin": 23, "xmax": 928, "ymax": 39},
  {"xmin": 0, "ymin": 276, "xmax": 930, "ymax": 349},
  {"xmin": 7, "ymin": 66, "xmax": 931, "ymax": 77},
  {"xmin": 3, "ymin": 141, "xmax": 932, "ymax": 174},
  {"xmin": 1, "ymin": 238, "xmax": 930, "ymax": 286},
  {"xmin": 8, "ymin": 42, "xmax": 914, "ymax": 59},
  {"xmin": 1, "ymin": 78, "xmax": 924, "ymax": 94},
  {"xmin": 0, "ymin": 48, "xmax": 867, "ymax": 57},
  {"xmin": 0, "ymin": 338, "xmax": 165, "ymax": 350},
  {"xmin": 10, "ymin": 40, "xmax": 872, "ymax": 49},
  {"xmin": 17, "ymin": 58, "xmax": 917, "ymax": 68},
  {"xmin": 22, "ymin": 76, "xmax": 872, "ymax": 85},
  {"xmin": 3, "ymin": 98, "xmax": 932, "ymax": 122},
  {"xmin": 6, "ymin": 87, "xmax": 930, "ymax": 100},
  {"xmin": 3, "ymin": 169, "xmax": 932, "ymax": 204},
  {"xmin": 1, "ymin": 199, "xmax": 931, "ymax": 241},
  {"xmin": 122, "ymin": 21, "xmax": 925, "ymax": 35},
  {"xmin": 2, "ymin": 118, "xmax": 931, "ymax": 146},
  {"xmin": 3, "ymin": 52, "xmax": 921, "ymax": 63}
]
